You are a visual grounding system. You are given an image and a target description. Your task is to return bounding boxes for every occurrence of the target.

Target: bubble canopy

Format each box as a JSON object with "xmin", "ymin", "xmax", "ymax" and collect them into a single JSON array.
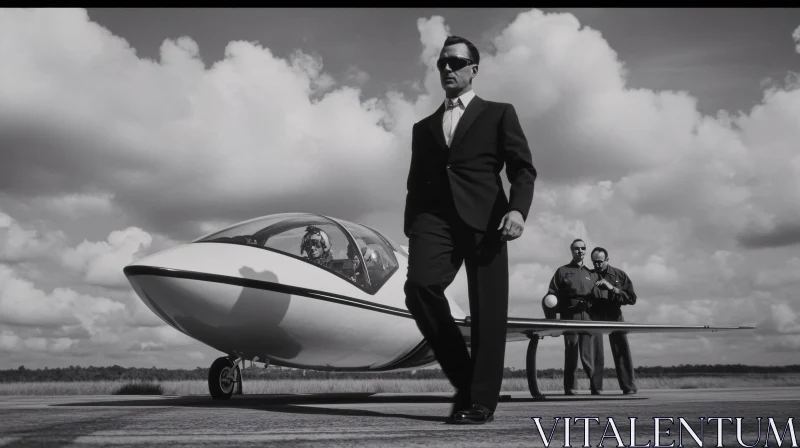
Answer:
[{"xmin": 194, "ymin": 213, "xmax": 402, "ymax": 294}]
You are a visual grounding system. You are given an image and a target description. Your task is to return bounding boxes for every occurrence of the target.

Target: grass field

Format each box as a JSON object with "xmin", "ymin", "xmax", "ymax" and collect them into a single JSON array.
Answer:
[{"xmin": 1, "ymin": 374, "xmax": 799, "ymax": 396}]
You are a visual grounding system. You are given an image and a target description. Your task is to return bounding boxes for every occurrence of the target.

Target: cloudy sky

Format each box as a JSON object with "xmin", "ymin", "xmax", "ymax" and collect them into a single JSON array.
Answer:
[{"xmin": 1, "ymin": 8, "xmax": 799, "ymax": 371}]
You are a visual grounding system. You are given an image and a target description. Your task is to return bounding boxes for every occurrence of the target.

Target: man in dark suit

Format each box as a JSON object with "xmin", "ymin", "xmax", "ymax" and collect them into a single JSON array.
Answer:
[
  {"xmin": 590, "ymin": 247, "xmax": 638, "ymax": 395},
  {"xmin": 403, "ymin": 35, "xmax": 537, "ymax": 425}
]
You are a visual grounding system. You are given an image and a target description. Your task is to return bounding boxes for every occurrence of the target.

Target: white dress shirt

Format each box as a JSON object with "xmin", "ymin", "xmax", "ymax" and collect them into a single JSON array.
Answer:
[{"xmin": 442, "ymin": 90, "xmax": 476, "ymax": 147}]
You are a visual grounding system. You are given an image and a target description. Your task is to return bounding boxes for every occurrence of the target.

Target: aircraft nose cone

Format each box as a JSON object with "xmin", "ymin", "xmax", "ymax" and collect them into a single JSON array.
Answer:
[
  {"xmin": 122, "ymin": 241, "xmax": 300, "ymax": 349},
  {"xmin": 122, "ymin": 241, "xmax": 308, "ymax": 362},
  {"xmin": 123, "ymin": 243, "xmax": 234, "ymax": 335}
]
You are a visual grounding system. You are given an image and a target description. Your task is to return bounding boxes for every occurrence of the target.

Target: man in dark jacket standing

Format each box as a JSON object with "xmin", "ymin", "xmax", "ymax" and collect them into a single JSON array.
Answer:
[
  {"xmin": 590, "ymin": 247, "xmax": 638, "ymax": 395},
  {"xmin": 403, "ymin": 35, "xmax": 537, "ymax": 424},
  {"xmin": 542, "ymin": 238, "xmax": 604, "ymax": 395}
]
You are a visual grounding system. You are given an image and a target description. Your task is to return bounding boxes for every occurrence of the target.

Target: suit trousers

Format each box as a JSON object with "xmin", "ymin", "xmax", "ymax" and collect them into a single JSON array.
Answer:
[
  {"xmin": 561, "ymin": 308, "xmax": 604, "ymax": 393},
  {"xmin": 404, "ymin": 209, "xmax": 508, "ymax": 411}
]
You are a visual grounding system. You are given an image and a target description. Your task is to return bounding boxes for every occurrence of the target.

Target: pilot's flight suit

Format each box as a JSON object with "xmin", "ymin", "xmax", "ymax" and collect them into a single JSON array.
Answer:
[
  {"xmin": 546, "ymin": 262, "xmax": 604, "ymax": 394},
  {"xmin": 591, "ymin": 265, "xmax": 638, "ymax": 394}
]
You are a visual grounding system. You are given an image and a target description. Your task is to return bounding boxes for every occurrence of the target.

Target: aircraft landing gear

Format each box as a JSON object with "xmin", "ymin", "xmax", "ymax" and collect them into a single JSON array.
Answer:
[
  {"xmin": 526, "ymin": 334, "xmax": 544, "ymax": 399},
  {"xmin": 208, "ymin": 356, "xmax": 243, "ymax": 400}
]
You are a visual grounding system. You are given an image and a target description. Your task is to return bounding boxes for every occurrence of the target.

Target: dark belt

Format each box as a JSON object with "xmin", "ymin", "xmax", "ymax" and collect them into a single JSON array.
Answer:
[{"xmin": 562, "ymin": 298, "xmax": 590, "ymax": 312}]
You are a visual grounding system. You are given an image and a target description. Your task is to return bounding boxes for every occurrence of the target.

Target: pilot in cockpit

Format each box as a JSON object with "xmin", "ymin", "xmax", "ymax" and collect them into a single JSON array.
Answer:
[
  {"xmin": 347, "ymin": 244, "xmax": 368, "ymax": 288},
  {"xmin": 300, "ymin": 226, "xmax": 333, "ymax": 268},
  {"xmin": 362, "ymin": 246, "xmax": 383, "ymax": 270},
  {"xmin": 347, "ymin": 244, "xmax": 384, "ymax": 288}
]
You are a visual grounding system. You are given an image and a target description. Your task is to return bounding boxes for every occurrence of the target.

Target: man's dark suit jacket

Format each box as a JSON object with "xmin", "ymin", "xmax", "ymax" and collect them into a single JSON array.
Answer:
[
  {"xmin": 404, "ymin": 96, "xmax": 537, "ymax": 236},
  {"xmin": 591, "ymin": 265, "xmax": 637, "ymax": 321}
]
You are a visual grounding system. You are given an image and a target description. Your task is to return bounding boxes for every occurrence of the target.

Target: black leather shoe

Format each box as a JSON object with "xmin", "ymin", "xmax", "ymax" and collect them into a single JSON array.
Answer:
[
  {"xmin": 453, "ymin": 403, "xmax": 494, "ymax": 425},
  {"xmin": 564, "ymin": 389, "xmax": 578, "ymax": 396},
  {"xmin": 591, "ymin": 390, "xmax": 603, "ymax": 395},
  {"xmin": 448, "ymin": 390, "xmax": 471, "ymax": 420},
  {"xmin": 623, "ymin": 390, "xmax": 637, "ymax": 395}
]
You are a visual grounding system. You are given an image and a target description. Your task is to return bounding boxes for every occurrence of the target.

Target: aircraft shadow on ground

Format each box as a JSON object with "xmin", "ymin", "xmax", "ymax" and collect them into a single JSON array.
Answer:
[
  {"xmin": 52, "ymin": 392, "xmax": 645, "ymax": 423},
  {"xmin": 53, "ymin": 393, "xmax": 446, "ymax": 423}
]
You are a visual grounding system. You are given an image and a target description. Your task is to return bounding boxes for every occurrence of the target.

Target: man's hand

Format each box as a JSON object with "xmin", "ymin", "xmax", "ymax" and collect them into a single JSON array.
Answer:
[
  {"xmin": 498, "ymin": 210, "xmax": 525, "ymax": 241},
  {"xmin": 595, "ymin": 278, "xmax": 614, "ymax": 291}
]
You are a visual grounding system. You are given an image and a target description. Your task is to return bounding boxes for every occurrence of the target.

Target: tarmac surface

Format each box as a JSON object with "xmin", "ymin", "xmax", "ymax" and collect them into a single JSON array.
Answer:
[{"xmin": 1, "ymin": 387, "xmax": 799, "ymax": 447}]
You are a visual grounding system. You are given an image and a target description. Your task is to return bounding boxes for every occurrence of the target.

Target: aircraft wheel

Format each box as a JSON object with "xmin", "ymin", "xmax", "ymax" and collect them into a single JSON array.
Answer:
[{"xmin": 208, "ymin": 357, "xmax": 239, "ymax": 400}]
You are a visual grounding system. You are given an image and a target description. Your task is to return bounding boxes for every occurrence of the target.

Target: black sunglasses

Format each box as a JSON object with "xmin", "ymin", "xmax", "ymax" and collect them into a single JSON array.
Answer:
[
  {"xmin": 436, "ymin": 56, "xmax": 474, "ymax": 72},
  {"xmin": 303, "ymin": 239, "xmax": 323, "ymax": 249},
  {"xmin": 571, "ymin": 246, "xmax": 586, "ymax": 251}
]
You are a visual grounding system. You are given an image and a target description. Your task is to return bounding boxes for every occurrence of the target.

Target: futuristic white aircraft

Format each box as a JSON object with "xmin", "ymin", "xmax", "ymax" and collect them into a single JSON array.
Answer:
[{"xmin": 123, "ymin": 212, "xmax": 754, "ymax": 399}]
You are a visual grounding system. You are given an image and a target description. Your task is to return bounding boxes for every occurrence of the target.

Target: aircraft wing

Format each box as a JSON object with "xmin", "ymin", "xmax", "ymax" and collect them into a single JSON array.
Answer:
[{"xmin": 460, "ymin": 317, "xmax": 754, "ymax": 343}]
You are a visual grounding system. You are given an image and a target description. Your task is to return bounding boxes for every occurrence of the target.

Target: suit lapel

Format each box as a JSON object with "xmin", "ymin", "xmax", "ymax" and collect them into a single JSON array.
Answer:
[
  {"xmin": 427, "ymin": 104, "xmax": 447, "ymax": 150},
  {"xmin": 449, "ymin": 96, "xmax": 487, "ymax": 150}
]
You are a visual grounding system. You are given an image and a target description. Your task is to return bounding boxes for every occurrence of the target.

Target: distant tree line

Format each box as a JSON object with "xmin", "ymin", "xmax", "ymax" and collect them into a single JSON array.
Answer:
[{"xmin": 2, "ymin": 364, "xmax": 799, "ymax": 383}]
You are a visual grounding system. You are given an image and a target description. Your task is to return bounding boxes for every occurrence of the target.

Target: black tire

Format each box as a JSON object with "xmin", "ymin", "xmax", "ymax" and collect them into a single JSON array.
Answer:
[{"xmin": 208, "ymin": 357, "xmax": 238, "ymax": 400}]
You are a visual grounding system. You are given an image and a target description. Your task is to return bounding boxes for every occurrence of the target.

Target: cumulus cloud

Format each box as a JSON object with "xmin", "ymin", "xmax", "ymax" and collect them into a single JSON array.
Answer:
[
  {"xmin": 60, "ymin": 227, "xmax": 153, "ymax": 288},
  {"xmin": 345, "ymin": 65, "xmax": 370, "ymax": 85},
  {"xmin": 710, "ymin": 250, "xmax": 745, "ymax": 282},
  {"xmin": 0, "ymin": 8, "xmax": 408, "ymax": 240},
  {"xmin": 754, "ymin": 257, "xmax": 800, "ymax": 289},
  {"xmin": 794, "ymin": 25, "xmax": 800, "ymax": 53},
  {"xmin": 0, "ymin": 210, "xmax": 66, "ymax": 262},
  {"xmin": 187, "ymin": 351, "xmax": 206, "ymax": 361},
  {"xmin": 768, "ymin": 335, "xmax": 800, "ymax": 352},
  {"xmin": 0, "ymin": 260, "xmax": 212, "ymax": 361},
  {"xmin": 509, "ymin": 211, "xmax": 591, "ymax": 266},
  {"xmin": 643, "ymin": 295, "xmax": 765, "ymax": 330},
  {"xmin": 757, "ymin": 302, "xmax": 800, "ymax": 336},
  {"xmin": 1, "ymin": 9, "xmax": 798, "ymax": 251},
  {"xmin": 0, "ymin": 265, "xmax": 125, "ymax": 330},
  {"xmin": 621, "ymin": 255, "xmax": 679, "ymax": 289},
  {"xmin": 508, "ymin": 262, "xmax": 556, "ymax": 316},
  {"xmin": 0, "ymin": 334, "xmax": 82, "ymax": 354},
  {"xmin": 37, "ymin": 193, "xmax": 116, "ymax": 218},
  {"xmin": 128, "ymin": 341, "xmax": 165, "ymax": 352}
]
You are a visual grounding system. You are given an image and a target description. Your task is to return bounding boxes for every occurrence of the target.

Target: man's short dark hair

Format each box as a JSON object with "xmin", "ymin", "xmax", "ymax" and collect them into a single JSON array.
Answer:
[
  {"xmin": 591, "ymin": 247, "xmax": 609, "ymax": 260},
  {"xmin": 570, "ymin": 238, "xmax": 585, "ymax": 248},
  {"xmin": 443, "ymin": 35, "xmax": 480, "ymax": 65}
]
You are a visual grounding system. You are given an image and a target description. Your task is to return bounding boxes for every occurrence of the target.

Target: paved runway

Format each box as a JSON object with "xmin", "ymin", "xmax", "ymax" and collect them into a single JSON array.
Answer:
[{"xmin": 1, "ymin": 388, "xmax": 799, "ymax": 447}]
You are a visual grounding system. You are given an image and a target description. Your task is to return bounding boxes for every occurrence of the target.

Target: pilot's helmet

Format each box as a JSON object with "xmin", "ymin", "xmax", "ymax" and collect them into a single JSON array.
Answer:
[
  {"xmin": 361, "ymin": 246, "xmax": 382, "ymax": 267},
  {"xmin": 300, "ymin": 226, "xmax": 331, "ymax": 256}
]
